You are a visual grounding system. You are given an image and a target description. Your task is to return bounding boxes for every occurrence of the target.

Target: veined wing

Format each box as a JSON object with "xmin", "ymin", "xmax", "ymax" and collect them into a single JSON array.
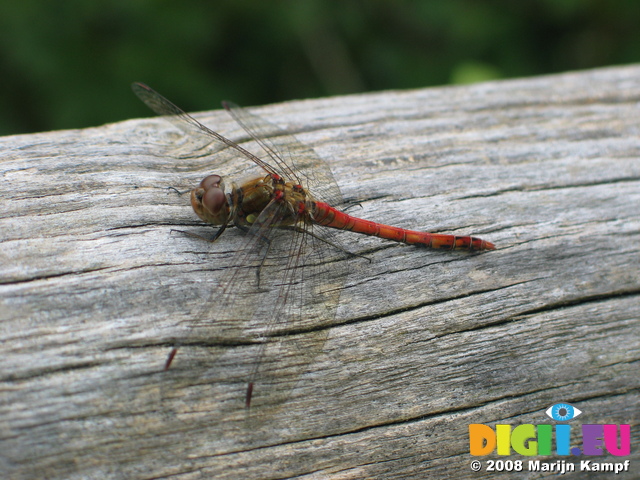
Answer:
[
  {"xmin": 133, "ymin": 82, "xmax": 344, "ymax": 207},
  {"xmin": 133, "ymin": 83, "xmax": 353, "ymax": 414},
  {"xmin": 132, "ymin": 82, "xmax": 277, "ymax": 177},
  {"xmin": 222, "ymin": 101, "xmax": 344, "ymax": 207},
  {"xmin": 175, "ymin": 191, "xmax": 350, "ymax": 415}
]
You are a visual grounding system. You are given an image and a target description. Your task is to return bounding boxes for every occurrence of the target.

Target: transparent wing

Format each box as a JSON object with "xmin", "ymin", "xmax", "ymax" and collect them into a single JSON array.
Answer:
[
  {"xmin": 223, "ymin": 101, "xmax": 344, "ymax": 207},
  {"xmin": 176, "ymin": 198, "xmax": 350, "ymax": 415},
  {"xmin": 133, "ymin": 83, "xmax": 353, "ymax": 414},
  {"xmin": 132, "ymin": 82, "xmax": 277, "ymax": 176},
  {"xmin": 133, "ymin": 82, "xmax": 344, "ymax": 206}
]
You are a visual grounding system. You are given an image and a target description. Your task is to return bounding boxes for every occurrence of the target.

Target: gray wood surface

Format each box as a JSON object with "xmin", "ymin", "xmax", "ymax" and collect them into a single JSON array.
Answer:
[{"xmin": 1, "ymin": 65, "xmax": 639, "ymax": 479}]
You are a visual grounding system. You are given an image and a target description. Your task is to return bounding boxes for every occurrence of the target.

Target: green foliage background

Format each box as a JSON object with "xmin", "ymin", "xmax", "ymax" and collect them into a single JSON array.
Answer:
[{"xmin": 1, "ymin": 0, "xmax": 639, "ymax": 136}]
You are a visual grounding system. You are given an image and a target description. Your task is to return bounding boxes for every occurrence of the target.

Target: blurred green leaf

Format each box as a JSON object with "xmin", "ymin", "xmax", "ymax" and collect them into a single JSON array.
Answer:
[
  {"xmin": 1, "ymin": 1, "xmax": 639, "ymax": 135},
  {"xmin": 451, "ymin": 61, "xmax": 502, "ymax": 84}
]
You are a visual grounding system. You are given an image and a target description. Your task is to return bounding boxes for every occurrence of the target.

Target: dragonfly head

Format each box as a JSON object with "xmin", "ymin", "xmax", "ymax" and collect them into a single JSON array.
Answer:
[{"xmin": 191, "ymin": 174, "xmax": 230, "ymax": 225}]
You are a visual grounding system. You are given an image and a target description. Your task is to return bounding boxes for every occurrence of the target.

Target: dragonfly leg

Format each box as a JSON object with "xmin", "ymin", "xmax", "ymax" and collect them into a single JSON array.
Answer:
[
  {"xmin": 167, "ymin": 186, "xmax": 189, "ymax": 196},
  {"xmin": 170, "ymin": 222, "xmax": 229, "ymax": 243},
  {"xmin": 341, "ymin": 200, "xmax": 364, "ymax": 213}
]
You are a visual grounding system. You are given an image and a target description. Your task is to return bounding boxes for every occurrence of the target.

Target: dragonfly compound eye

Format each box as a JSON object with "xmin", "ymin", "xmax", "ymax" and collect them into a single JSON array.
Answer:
[
  {"xmin": 200, "ymin": 174, "xmax": 223, "ymax": 190},
  {"xmin": 203, "ymin": 187, "xmax": 227, "ymax": 214}
]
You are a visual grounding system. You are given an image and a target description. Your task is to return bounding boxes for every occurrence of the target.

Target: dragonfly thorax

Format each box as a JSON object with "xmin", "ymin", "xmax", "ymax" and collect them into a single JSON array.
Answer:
[
  {"xmin": 192, "ymin": 172, "xmax": 313, "ymax": 230},
  {"xmin": 233, "ymin": 175, "xmax": 312, "ymax": 229}
]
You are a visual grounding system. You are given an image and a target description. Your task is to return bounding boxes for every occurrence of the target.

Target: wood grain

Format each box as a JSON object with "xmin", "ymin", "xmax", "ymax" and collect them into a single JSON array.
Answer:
[{"xmin": 1, "ymin": 65, "xmax": 639, "ymax": 479}]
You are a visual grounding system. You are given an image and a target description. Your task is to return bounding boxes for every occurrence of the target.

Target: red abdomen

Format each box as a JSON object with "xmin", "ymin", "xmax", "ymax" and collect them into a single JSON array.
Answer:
[{"xmin": 312, "ymin": 202, "xmax": 495, "ymax": 251}]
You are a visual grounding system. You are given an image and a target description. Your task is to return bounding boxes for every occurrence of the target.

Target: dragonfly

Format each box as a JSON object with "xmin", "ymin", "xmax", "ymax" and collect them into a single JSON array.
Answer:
[{"xmin": 132, "ymin": 82, "xmax": 495, "ymax": 410}]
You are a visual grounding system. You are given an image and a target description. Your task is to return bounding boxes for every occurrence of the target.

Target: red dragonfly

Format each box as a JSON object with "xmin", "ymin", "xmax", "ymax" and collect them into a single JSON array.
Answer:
[{"xmin": 133, "ymin": 83, "xmax": 495, "ymax": 410}]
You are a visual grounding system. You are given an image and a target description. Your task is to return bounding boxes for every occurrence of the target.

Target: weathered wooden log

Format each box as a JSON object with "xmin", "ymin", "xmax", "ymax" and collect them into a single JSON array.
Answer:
[{"xmin": 1, "ymin": 65, "xmax": 638, "ymax": 479}]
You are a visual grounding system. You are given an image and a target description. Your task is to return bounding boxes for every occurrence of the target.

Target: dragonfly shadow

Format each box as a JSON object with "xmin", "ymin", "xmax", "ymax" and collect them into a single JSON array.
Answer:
[{"xmin": 157, "ymin": 222, "xmax": 355, "ymax": 419}]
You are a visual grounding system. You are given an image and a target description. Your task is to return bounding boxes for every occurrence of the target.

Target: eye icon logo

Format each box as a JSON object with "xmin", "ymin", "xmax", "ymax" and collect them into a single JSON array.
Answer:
[{"xmin": 545, "ymin": 403, "xmax": 582, "ymax": 421}]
